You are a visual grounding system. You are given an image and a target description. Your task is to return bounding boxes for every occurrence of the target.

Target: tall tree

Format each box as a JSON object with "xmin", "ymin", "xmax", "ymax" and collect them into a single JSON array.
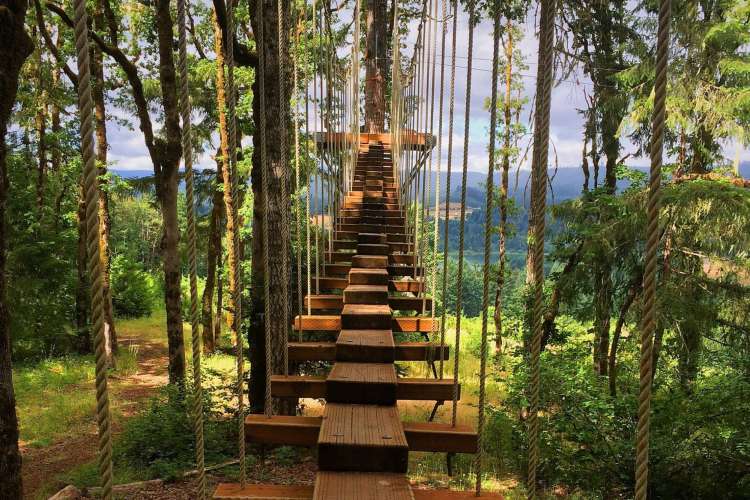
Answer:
[
  {"xmin": 248, "ymin": 0, "xmax": 292, "ymax": 414},
  {"xmin": 0, "ymin": 2, "xmax": 34, "ymax": 497},
  {"xmin": 364, "ymin": 0, "xmax": 388, "ymax": 132},
  {"xmin": 48, "ymin": 0, "xmax": 187, "ymax": 383}
]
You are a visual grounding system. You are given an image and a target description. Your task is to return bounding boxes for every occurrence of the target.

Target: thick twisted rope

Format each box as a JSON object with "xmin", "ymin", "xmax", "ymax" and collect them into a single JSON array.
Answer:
[
  {"xmin": 430, "ymin": 0, "xmax": 448, "ymax": 366},
  {"xmin": 225, "ymin": 0, "xmax": 245, "ymax": 484},
  {"xmin": 527, "ymin": 0, "xmax": 556, "ymax": 497},
  {"xmin": 176, "ymin": 0, "xmax": 205, "ymax": 496},
  {"xmin": 294, "ymin": 18, "xmax": 303, "ymax": 331},
  {"xmin": 635, "ymin": 1, "xmax": 670, "ymax": 498},
  {"xmin": 439, "ymin": 0, "xmax": 458, "ymax": 380},
  {"xmin": 452, "ymin": 0, "xmax": 475, "ymax": 428},
  {"xmin": 277, "ymin": 0, "xmax": 290, "ymax": 375},
  {"xmin": 257, "ymin": 0, "xmax": 274, "ymax": 420},
  {"xmin": 475, "ymin": 5, "xmax": 501, "ymax": 495},
  {"xmin": 71, "ymin": 0, "xmax": 113, "ymax": 497}
]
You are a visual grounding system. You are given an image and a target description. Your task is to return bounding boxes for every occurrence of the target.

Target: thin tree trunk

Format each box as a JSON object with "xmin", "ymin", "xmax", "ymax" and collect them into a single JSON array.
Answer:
[
  {"xmin": 0, "ymin": 4, "xmax": 34, "ymax": 496},
  {"xmin": 92, "ymin": 0, "xmax": 117, "ymax": 364},
  {"xmin": 593, "ymin": 263, "xmax": 612, "ymax": 375},
  {"xmin": 75, "ymin": 182, "xmax": 92, "ymax": 353},
  {"xmin": 201, "ymin": 163, "xmax": 224, "ymax": 354},
  {"xmin": 34, "ymin": 34, "xmax": 47, "ymax": 212},
  {"xmin": 364, "ymin": 0, "xmax": 388, "ymax": 132},
  {"xmin": 155, "ymin": 0, "xmax": 186, "ymax": 385},
  {"xmin": 215, "ymin": 252, "xmax": 223, "ymax": 346},
  {"xmin": 609, "ymin": 272, "xmax": 641, "ymax": 396},
  {"xmin": 493, "ymin": 22, "xmax": 513, "ymax": 353}
]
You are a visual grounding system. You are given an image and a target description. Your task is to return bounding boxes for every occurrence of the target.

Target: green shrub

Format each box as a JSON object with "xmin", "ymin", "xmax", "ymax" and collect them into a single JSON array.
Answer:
[
  {"xmin": 111, "ymin": 255, "xmax": 157, "ymax": 318},
  {"xmin": 116, "ymin": 381, "xmax": 236, "ymax": 479}
]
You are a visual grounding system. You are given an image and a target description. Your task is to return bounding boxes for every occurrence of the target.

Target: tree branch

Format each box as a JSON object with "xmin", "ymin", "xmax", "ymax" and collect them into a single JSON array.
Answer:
[{"xmin": 212, "ymin": 0, "xmax": 257, "ymax": 67}]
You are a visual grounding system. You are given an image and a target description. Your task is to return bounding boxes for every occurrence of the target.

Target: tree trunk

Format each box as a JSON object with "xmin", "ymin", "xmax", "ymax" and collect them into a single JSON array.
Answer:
[
  {"xmin": 201, "ymin": 172, "xmax": 223, "ymax": 354},
  {"xmin": 608, "ymin": 273, "xmax": 640, "ymax": 397},
  {"xmin": 215, "ymin": 254, "xmax": 223, "ymax": 345},
  {"xmin": 155, "ymin": 0, "xmax": 186, "ymax": 385},
  {"xmin": 492, "ymin": 22, "xmax": 513, "ymax": 353},
  {"xmin": 0, "ymin": 3, "xmax": 34, "ymax": 496},
  {"xmin": 249, "ymin": 0, "xmax": 293, "ymax": 415},
  {"xmin": 593, "ymin": 263, "xmax": 612, "ymax": 375},
  {"xmin": 92, "ymin": 0, "xmax": 117, "ymax": 364},
  {"xmin": 75, "ymin": 182, "xmax": 92, "ymax": 353},
  {"xmin": 34, "ymin": 35, "xmax": 47, "ymax": 212},
  {"xmin": 364, "ymin": 0, "xmax": 388, "ymax": 132}
]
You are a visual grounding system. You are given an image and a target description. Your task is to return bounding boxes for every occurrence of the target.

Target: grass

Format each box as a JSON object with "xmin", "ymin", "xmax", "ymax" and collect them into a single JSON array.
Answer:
[{"xmin": 14, "ymin": 348, "xmax": 138, "ymax": 448}]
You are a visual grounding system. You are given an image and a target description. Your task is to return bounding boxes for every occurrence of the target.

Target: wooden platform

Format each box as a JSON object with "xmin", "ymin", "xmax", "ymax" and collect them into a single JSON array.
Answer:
[
  {"xmin": 214, "ymin": 483, "xmax": 314, "ymax": 499},
  {"xmin": 314, "ymin": 472, "xmax": 413, "ymax": 500}
]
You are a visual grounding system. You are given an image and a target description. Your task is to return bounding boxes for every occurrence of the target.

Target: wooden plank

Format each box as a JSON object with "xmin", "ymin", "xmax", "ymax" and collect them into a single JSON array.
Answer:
[
  {"xmin": 318, "ymin": 404, "xmax": 408, "ymax": 473},
  {"xmin": 293, "ymin": 315, "xmax": 341, "ymax": 331},
  {"xmin": 341, "ymin": 304, "xmax": 392, "ymax": 330},
  {"xmin": 389, "ymin": 297, "xmax": 432, "ymax": 312},
  {"xmin": 343, "ymin": 284, "xmax": 389, "ymax": 305},
  {"xmin": 402, "ymin": 422, "xmax": 477, "ymax": 453},
  {"xmin": 396, "ymin": 378, "xmax": 458, "ymax": 401},
  {"xmin": 286, "ymin": 341, "xmax": 447, "ymax": 362},
  {"xmin": 317, "ymin": 277, "xmax": 349, "ymax": 290},
  {"xmin": 336, "ymin": 330, "xmax": 395, "ymax": 363},
  {"xmin": 214, "ymin": 483, "xmax": 314, "ymax": 499},
  {"xmin": 288, "ymin": 341, "xmax": 336, "ymax": 362},
  {"xmin": 313, "ymin": 472, "xmax": 413, "ymax": 500},
  {"xmin": 305, "ymin": 295, "xmax": 343, "ymax": 310},
  {"xmin": 244, "ymin": 414, "xmax": 322, "ymax": 446},
  {"xmin": 411, "ymin": 489, "xmax": 503, "ymax": 499},
  {"xmin": 393, "ymin": 316, "xmax": 435, "ymax": 333},
  {"xmin": 389, "ymin": 280, "xmax": 423, "ymax": 293},
  {"xmin": 271, "ymin": 375, "xmax": 327, "ymax": 398},
  {"xmin": 326, "ymin": 362, "xmax": 397, "ymax": 405}
]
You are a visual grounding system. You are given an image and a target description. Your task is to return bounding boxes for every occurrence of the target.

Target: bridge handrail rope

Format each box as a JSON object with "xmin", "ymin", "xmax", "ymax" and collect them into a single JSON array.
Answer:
[
  {"xmin": 176, "ymin": 0, "xmax": 206, "ymax": 496},
  {"xmin": 636, "ymin": 0, "xmax": 670, "ymax": 498},
  {"xmin": 439, "ymin": 0, "xmax": 458, "ymax": 380},
  {"xmin": 278, "ymin": 0, "xmax": 290, "ymax": 376},
  {"xmin": 451, "ymin": 0, "xmax": 476, "ymax": 429},
  {"xmin": 476, "ymin": 2, "xmax": 501, "ymax": 495},
  {"xmin": 70, "ymin": 0, "xmax": 114, "ymax": 496}
]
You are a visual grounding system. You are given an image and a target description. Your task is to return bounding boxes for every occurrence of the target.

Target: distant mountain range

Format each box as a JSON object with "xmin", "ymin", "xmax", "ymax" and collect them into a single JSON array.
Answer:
[{"xmin": 113, "ymin": 161, "xmax": 750, "ymax": 209}]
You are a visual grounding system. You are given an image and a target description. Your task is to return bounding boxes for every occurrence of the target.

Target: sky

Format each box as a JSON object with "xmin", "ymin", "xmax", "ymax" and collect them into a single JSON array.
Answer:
[{"xmin": 107, "ymin": 3, "xmax": 749, "ymax": 173}]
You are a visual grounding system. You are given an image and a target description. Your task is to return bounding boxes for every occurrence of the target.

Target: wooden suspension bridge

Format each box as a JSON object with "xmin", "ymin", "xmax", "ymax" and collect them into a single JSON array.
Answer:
[{"xmin": 214, "ymin": 134, "xmax": 496, "ymax": 499}]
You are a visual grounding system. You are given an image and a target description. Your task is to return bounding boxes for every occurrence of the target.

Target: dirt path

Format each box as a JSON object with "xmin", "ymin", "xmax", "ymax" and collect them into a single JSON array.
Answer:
[{"xmin": 21, "ymin": 334, "xmax": 169, "ymax": 499}]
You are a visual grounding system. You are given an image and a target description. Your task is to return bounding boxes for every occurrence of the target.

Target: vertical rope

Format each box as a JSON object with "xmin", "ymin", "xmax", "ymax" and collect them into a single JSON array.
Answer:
[
  {"xmin": 476, "ymin": 4, "xmax": 501, "ymax": 495},
  {"xmin": 636, "ymin": 1, "xmax": 670, "ymax": 499},
  {"xmin": 430, "ymin": 0, "xmax": 448, "ymax": 369},
  {"xmin": 294, "ymin": 16, "xmax": 303, "ymax": 333},
  {"xmin": 452, "ymin": 0, "xmax": 475, "ymax": 428},
  {"xmin": 277, "ymin": 0, "xmax": 290, "ymax": 376},
  {"xmin": 527, "ymin": 0, "xmax": 555, "ymax": 497},
  {"xmin": 439, "ymin": 0, "xmax": 458, "ymax": 380},
  {"xmin": 225, "ymin": 0, "xmax": 245, "ymax": 484},
  {"xmin": 176, "ymin": 0, "xmax": 205, "ymax": 496},
  {"xmin": 257, "ymin": 0, "xmax": 274, "ymax": 421},
  {"xmin": 304, "ymin": 6, "xmax": 313, "ymax": 316},
  {"xmin": 71, "ymin": 0, "xmax": 113, "ymax": 496}
]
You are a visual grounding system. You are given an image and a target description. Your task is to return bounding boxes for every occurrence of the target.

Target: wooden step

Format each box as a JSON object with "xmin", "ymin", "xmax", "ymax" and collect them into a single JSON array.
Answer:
[
  {"xmin": 244, "ymin": 414, "xmax": 322, "ymax": 446},
  {"xmin": 389, "ymin": 254, "xmax": 415, "ymax": 265},
  {"xmin": 336, "ymin": 330, "xmax": 394, "ymax": 363},
  {"xmin": 326, "ymin": 251, "xmax": 354, "ymax": 263},
  {"xmin": 357, "ymin": 243, "xmax": 390, "ymax": 255},
  {"xmin": 317, "ymin": 277, "xmax": 349, "ymax": 290},
  {"xmin": 333, "ymin": 239, "xmax": 357, "ymax": 250},
  {"xmin": 324, "ymin": 263, "xmax": 350, "ymax": 276},
  {"xmin": 313, "ymin": 472, "xmax": 412, "ymax": 500},
  {"xmin": 343, "ymin": 284, "xmax": 389, "ymax": 305},
  {"xmin": 303, "ymin": 296, "xmax": 432, "ymax": 312},
  {"xmin": 388, "ymin": 265, "xmax": 422, "ymax": 277},
  {"xmin": 270, "ymin": 375, "xmax": 457, "ymax": 401},
  {"xmin": 288, "ymin": 341, "xmax": 448, "ymax": 362},
  {"xmin": 402, "ymin": 422, "xmax": 477, "ymax": 453},
  {"xmin": 313, "ymin": 278, "xmax": 421, "ymax": 292},
  {"xmin": 411, "ymin": 489, "xmax": 504, "ymax": 499},
  {"xmin": 393, "ymin": 316, "xmax": 436, "ymax": 333},
  {"xmin": 349, "ymin": 267, "xmax": 389, "ymax": 285},
  {"xmin": 352, "ymin": 254, "xmax": 388, "ymax": 269},
  {"xmin": 358, "ymin": 232, "xmax": 387, "ymax": 244},
  {"xmin": 317, "ymin": 404, "xmax": 408, "ymax": 473},
  {"xmin": 341, "ymin": 304, "xmax": 392, "ymax": 330},
  {"xmin": 326, "ymin": 362, "xmax": 397, "ymax": 405},
  {"xmin": 214, "ymin": 483, "xmax": 314, "ymax": 499}
]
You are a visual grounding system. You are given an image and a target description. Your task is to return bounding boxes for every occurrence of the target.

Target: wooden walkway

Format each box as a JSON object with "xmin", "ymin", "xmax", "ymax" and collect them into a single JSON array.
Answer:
[{"xmin": 214, "ymin": 137, "xmax": 498, "ymax": 499}]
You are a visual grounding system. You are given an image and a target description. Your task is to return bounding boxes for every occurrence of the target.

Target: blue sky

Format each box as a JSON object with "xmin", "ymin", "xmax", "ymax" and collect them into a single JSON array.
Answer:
[{"xmin": 108, "ymin": 5, "xmax": 749, "ymax": 173}]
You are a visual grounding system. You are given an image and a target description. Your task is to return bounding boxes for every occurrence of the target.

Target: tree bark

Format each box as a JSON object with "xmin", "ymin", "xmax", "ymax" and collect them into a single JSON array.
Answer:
[
  {"xmin": 155, "ymin": 0, "xmax": 186, "ymax": 385},
  {"xmin": 201, "ymin": 170, "xmax": 223, "ymax": 354},
  {"xmin": 492, "ymin": 22, "xmax": 513, "ymax": 353},
  {"xmin": 92, "ymin": 0, "xmax": 117, "ymax": 364},
  {"xmin": 0, "ymin": 2, "xmax": 34, "ymax": 497},
  {"xmin": 593, "ymin": 262, "xmax": 612, "ymax": 375},
  {"xmin": 75, "ymin": 182, "xmax": 92, "ymax": 353},
  {"xmin": 608, "ymin": 272, "xmax": 641, "ymax": 397},
  {"xmin": 34, "ymin": 35, "xmax": 47, "ymax": 212},
  {"xmin": 364, "ymin": 0, "xmax": 388, "ymax": 132},
  {"xmin": 248, "ymin": 0, "xmax": 293, "ymax": 415}
]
